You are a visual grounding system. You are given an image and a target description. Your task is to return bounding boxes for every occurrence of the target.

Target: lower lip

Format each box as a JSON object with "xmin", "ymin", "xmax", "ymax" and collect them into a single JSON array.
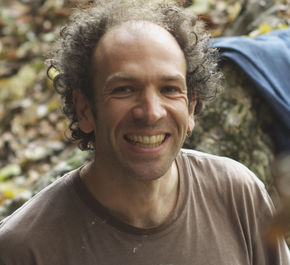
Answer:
[{"xmin": 124, "ymin": 135, "xmax": 169, "ymax": 154}]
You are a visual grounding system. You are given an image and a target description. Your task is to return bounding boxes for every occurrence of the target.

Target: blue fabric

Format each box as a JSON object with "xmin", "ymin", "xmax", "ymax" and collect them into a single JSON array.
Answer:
[{"xmin": 213, "ymin": 29, "xmax": 290, "ymax": 153}]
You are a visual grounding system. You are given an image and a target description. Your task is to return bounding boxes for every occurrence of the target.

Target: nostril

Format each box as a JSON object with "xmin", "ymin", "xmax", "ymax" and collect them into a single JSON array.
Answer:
[{"xmin": 132, "ymin": 104, "xmax": 166, "ymax": 124}]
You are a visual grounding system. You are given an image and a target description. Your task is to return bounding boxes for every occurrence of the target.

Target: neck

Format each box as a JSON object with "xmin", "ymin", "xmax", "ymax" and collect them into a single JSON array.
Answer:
[{"xmin": 80, "ymin": 160, "xmax": 179, "ymax": 228}]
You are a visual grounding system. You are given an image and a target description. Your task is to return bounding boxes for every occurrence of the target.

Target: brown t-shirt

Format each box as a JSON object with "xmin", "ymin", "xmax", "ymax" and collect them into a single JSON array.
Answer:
[{"xmin": 0, "ymin": 149, "xmax": 289, "ymax": 265}]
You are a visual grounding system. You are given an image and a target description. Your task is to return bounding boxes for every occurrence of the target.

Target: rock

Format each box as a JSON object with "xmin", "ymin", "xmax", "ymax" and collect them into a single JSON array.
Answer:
[{"xmin": 184, "ymin": 60, "xmax": 276, "ymax": 190}]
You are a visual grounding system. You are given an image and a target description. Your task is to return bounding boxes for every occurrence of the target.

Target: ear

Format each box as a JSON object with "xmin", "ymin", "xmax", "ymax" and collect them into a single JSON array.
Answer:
[
  {"xmin": 73, "ymin": 90, "xmax": 95, "ymax": 133},
  {"xmin": 188, "ymin": 95, "xmax": 196, "ymax": 131}
]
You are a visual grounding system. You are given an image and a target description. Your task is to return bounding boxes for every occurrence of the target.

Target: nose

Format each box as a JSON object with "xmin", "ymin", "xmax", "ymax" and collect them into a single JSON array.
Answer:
[{"xmin": 132, "ymin": 88, "xmax": 166, "ymax": 124}]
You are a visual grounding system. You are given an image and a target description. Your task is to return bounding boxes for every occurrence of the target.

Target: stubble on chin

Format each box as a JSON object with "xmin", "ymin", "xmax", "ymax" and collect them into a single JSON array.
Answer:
[{"xmin": 104, "ymin": 158, "xmax": 173, "ymax": 194}]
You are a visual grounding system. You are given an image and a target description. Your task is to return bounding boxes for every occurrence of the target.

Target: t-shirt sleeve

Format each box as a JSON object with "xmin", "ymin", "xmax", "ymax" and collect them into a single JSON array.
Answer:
[
  {"xmin": 251, "ymin": 187, "xmax": 290, "ymax": 265},
  {"xmin": 227, "ymin": 159, "xmax": 290, "ymax": 265}
]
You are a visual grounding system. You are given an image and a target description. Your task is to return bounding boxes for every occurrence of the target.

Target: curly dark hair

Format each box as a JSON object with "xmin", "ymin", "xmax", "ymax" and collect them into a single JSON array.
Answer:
[{"xmin": 47, "ymin": 0, "xmax": 223, "ymax": 151}]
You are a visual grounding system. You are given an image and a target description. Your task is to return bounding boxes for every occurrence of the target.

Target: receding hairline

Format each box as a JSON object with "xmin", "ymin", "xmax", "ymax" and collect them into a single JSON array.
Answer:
[
  {"xmin": 93, "ymin": 20, "xmax": 187, "ymax": 85},
  {"xmin": 109, "ymin": 20, "xmax": 169, "ymax": 35},
  {"xmin": 96, "ymin": 20, "xmax": 178, "ymax": 56}
]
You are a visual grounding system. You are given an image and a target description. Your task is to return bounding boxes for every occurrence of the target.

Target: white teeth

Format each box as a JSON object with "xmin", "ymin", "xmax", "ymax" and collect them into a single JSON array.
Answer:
[
  {"xmin": 126, "ymin": 134, "xmax": 166, "ymax": 147},
  {"xmin": 149, "ymin": 136, "xmax": 156, "ymax": 144},
  {"xmin": 156, "ymin": 135, "xmax": 160, "ymax": 142},
  {"xmin": 143, "ymin": 136, "xmax": 149, "ymax": 144}
]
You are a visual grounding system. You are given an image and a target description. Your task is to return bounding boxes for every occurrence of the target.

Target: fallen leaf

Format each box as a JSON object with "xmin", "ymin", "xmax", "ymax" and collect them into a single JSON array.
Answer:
[{"xmin": 0, "ymin": 164, "xmax": 22, "ymax": 181}]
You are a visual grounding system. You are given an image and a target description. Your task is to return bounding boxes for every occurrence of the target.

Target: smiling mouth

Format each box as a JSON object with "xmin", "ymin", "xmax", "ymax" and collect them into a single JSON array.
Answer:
[{"xmin": 125, "ymin": 134, "xmax": 166, "ymax": 148}]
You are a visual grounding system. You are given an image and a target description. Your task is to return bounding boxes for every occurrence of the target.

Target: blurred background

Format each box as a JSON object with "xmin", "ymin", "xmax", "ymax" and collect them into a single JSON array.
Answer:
[{"xmin": 0, "ymin": 0, "xmax": 289, "ymax": 245}]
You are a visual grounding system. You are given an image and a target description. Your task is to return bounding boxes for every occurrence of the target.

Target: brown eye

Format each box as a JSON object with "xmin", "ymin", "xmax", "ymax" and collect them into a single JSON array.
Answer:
[
  {"xmin": 114, "ymin": 86, "xmax": 133, "ymax": 93},
  {"xmin": 161, "ymin": 87, "xmax": 178, "ymax": 93}
]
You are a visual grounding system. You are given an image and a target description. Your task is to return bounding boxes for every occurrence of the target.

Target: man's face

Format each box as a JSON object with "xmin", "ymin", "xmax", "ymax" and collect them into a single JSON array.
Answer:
[{"xmin": 89, "ymin": 24, "xmax": 194, "ymax": 181}]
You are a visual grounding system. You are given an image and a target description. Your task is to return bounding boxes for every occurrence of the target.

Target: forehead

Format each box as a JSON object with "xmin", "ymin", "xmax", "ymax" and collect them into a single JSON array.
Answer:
[
  {"xmin": 92, "ymin": 22, "xmax": 187, "ymax": 94},
  {"xmin": 95, "ymin": 22, "xmax": 185, "ymax": 66}
]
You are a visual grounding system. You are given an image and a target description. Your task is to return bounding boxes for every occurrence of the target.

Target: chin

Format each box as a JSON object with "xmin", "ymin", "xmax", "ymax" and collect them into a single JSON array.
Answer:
[{"xmin": 126, "ymin": 166, "xmax": 170, "ymax": 182}]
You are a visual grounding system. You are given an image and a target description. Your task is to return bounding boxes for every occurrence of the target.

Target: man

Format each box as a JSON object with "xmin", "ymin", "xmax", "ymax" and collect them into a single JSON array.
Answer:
[{"xmin": 0, "ymin": 0, "xmax": 289, "ymax": 264}]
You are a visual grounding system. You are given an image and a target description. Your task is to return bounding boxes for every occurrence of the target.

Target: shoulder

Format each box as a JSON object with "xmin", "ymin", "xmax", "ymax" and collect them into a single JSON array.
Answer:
[
  {"xmin": 179, "ymin": 149, "xmax": 278, "ymax": 244},
  {"xmin": 1, "ymin": 171, "xmax": 72, "ymax": 223},
  {"xmin": 179, "ymin": 150, "xmax": 290, "ymax": 263},
  {"xmin": 179, "ymin": 148, "xmax": 273, "ymax": 212},
  {"xmin": 0, "ymin": 171, "xmax": 77, "ymax": 263},
  {"xmin": 180, "ymin": 148, "xmax": 264, "ymax": 186},
  {"xmin": 181, "ymin": 148, "xmax": 252, "ymax": 171}
]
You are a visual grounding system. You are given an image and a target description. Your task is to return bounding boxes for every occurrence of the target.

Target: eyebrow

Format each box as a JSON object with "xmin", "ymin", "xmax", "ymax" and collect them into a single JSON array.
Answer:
[
  {"xmin": 160, "ymin": 74, "xmax": 185, "ymax": 83},
  {"xmin": 102, "ymin": 74, "xmax": 137, "ymax": 91},
  {"xmin": 102, "ymin": 73, "xmax": 186, "ymax": 91}
]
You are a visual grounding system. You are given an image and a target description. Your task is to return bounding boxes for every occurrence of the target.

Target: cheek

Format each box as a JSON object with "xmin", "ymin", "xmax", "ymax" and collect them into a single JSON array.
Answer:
[
  {"xmin": 168, "ymin": 102, "xmax": 190, "ymax": 128},
  {"xmin": 100, "ymin": 99, "xmax": 133, "ymax": 128}
]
